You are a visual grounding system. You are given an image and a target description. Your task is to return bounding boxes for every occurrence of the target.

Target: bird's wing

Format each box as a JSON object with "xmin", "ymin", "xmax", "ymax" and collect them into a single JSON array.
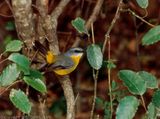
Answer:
[{"xmin": 47, "ymin": 55, "xmax": 74, "ymax": 70}]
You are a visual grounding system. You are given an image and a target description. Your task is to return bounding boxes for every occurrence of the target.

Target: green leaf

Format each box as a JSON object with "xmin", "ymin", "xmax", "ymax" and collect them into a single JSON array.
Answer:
[
  {"xmin": 152, "ymin": 89, "xmax": 160, "ymax": 109},
  {"xmin": 96, "ymin": 97, "xmax": 105, "ymax": 109},
  {"xmin": 8, "ymin": 53, "xmax": 30, "ymax": 75},
  {"xmin": 107, "ymin": 60, "xmax": 116, "ymax": 69},
  {"xmin": 116, "ymin": 96, "xmax": 139, "ymax": 119},
  {"xmin": 4, "ymin": 36, "xmax": 12, "ymax": 46},
  {"xmin": 0, "ymin": 63, "xmax": 20, "ymax": 86},
  {"xmin": 23, "ymin": 76, "xmax": 46, "ymax": 93},
  {"xmin": 118, "ymin": 70, "xmax": 146, "ymax": 95},
  {"xmin": 5, "ymin": 21, "xmax": 15, "ymax": 31},
  {"xmin": 147, "ymin": 102, "xmax": 156, "ymax": 119},
  {"xmin": 111, "ymin": 80, "xmax": 118, "ymax": 91},
  {"xmin": 71, "ymin": 17, "xmax": 88, "ymax": 35},
  {"xmin": 29, "ymin": 69, "xmax": 43, "ymax": 79},
  {"xmin": 104, "ymin": 108, "xmax": 111, "ymax": 119},
  {"xmin": 9, "ymin": 89, "xmax": 31, "ymax": 114},
  {"xmin": 87, "ymin": 44, "xmax": 103, "ymax": 70},
  {"xmin": 138, "ymin": 71, "xmax": 158, "ymax": 89},
  {"xmin": 142, "ymin": 25, "xmax": 160, "ymax": 45},
  {"xmin": 5, "ymin": 40, "xmax": 23, "ymax": 52},
  {"xmin": 136, "ymin": 0, "xmax": 148, "ymax": 9}
]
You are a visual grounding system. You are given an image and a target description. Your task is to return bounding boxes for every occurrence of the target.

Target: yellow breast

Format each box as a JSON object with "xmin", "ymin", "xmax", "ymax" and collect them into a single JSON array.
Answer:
[
  {"xmin": 53, "ymin": 55, "xmax": 81, "ymax": 75},
  {"xmin": 46, "ymin": 51, "xmax": 56, "ymax": 64}
]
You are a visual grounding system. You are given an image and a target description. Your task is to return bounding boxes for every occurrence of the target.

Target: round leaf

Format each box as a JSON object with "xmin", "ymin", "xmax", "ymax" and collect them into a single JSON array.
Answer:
[
  {"xmin": 8, "ymin": 53, "xmax": 30, "ymax": 75},
  {"xmin": 0, "ymin": 63, "xmax": 20, "ymax": 86},
  {"xmin": 138, "ymin": 71, "xmax": 158, "ymax": 89},
  {"xmin": 71, "ymin": 17, "xmax": 88, "ymax": 35},
  {"xmin": 23, "ymin": 76, "xmax": 46, "ymax": 93},
  {"xmin": 152, "ymin": 89, "xmax": 160, "ymax": 109},
  {"xmin": 142, "ymin": 25, "xmax": 160, "ymax": 45},
  {"xmin": 9, "ymin": 89, "xmax": 31, "ymax": 114},
  {"xmin": 136, "ymin": 0, "xmax": 148, "ymax": 9},
  {"xmin": 29, "ymin": 69, "xmax": 44, "ymax": 80},
  {"xmin": 116, "ymin": 96, "xmax": 139, "ymax": 119},
  {"xmin": 5, "ymin": 21, "xmax": 15, "ymax": 31},
  {"xmin": 147, "ymin": 102, "xmax": 156, "ymax": 119},
  {"xmin": 87, "ymin": 44, "xmax": 103, "ymax": 70},
  {"xmin": 118, "ymin": 70, "xmax": 146, "ymax": 95},
  {"xmin": 5, "ymin": 40, "xmax": 23, "ymax": 52}
]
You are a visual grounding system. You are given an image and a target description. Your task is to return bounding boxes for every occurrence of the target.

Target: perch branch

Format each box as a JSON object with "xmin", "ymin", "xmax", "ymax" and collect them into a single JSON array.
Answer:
[
  {"xmin": 50, "ymin": 1, "xmax": 76, "ymax": 119},
  {"xmin": 59, "ymin": 76, "xmax": 75, "ymax": 119}
]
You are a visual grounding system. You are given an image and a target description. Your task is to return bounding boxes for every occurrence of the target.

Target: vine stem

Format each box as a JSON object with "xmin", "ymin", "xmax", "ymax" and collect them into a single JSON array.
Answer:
[
  {"xmin": 90, "ymin": 70, "xmax": 99, "ymax": 119},
  {"xmin": 0, "ymin": 58, "xmax": 8, "ymax": 65},
  {"xmin": 0, "ymin": 80, "xmax": 21, "ymax": 96},
  {"xmin": 101, "ymin": 0, "xmax": 123, "ymax": 118},
  {"xmin": 90, "ymin": 22, "xmax": 98, "ymax": 119},
  {"xmin": 102, "ymin": 0, "xmax": 123, "ymax": 53},
  {"xmin": 121, "ymin": 8, "xmax": 155, "ymax": 28},
  {"xmin": 108, "ymin": 38, "xmax": 113, "ymax": 119},
  {"xmin": 140, "ymin": 95, "xmax": 147, "ymax": 111}
]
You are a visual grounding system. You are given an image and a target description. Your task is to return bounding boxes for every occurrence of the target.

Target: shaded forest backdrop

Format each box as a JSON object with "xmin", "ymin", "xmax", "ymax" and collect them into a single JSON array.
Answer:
[{"xmin": 0, "ymin": 0, "xmax": 160, "ymax": 119}]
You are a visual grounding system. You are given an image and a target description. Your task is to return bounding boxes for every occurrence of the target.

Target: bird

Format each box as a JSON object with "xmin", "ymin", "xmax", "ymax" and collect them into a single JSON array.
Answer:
[{"xmin": 34, "ymin": 40, "xmax": 83, "ymax": 75}]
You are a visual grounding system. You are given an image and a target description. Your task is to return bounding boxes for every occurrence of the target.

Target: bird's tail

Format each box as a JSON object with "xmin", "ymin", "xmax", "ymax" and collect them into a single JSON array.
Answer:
[{"xmin": 34, "ymin": 40, "xmax": 48, "ymax": 56}]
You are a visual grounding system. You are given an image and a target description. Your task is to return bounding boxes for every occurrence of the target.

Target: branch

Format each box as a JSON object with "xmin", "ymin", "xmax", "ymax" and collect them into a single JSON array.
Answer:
[
  {"xmin": 50, "ymin": 1, "xmax": 76, "ymax": 119},
  {"xmin": 11, "ymin": 0, "xmax": 35, "ymax": 49},
  {"xmin": 124, "ymin": 9, "xmax": 155, "ymax": 28},
  {"xmin": 72, "ymin": 0, "xmax": 104, "ymax": 47},
  {"xmin": 85, "ymin": 0, "xmax": 104, "ymax": 29},
  {"xmin": 59, "ymin": 76, "xmax": 75, "ymax": 119},
  {"xmin": 51, "ymin": 0, "xmax": 70, "ymax": 21},
  {"xmin": 102, "ymin": 0, "xmax": 123, "ymax": 53},
  {"xmin": 102, "ymin": 0, "xmax": 123, "ymax": 118},
  {"xmin": 36, "ymin": 0, "xmax": 49, "ymax": 42}
]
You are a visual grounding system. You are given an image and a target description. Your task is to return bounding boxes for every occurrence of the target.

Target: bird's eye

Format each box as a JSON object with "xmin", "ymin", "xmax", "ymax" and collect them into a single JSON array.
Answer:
[{"xmin": 74, "ymin": 49, "xmax": 83, "ymax": 53}]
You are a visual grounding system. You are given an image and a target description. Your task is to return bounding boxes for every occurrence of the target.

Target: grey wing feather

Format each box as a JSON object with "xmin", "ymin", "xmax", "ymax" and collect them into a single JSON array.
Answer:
[{"xmin": 48, "ymin": 55, "xmax": 74, "ymax": 70}]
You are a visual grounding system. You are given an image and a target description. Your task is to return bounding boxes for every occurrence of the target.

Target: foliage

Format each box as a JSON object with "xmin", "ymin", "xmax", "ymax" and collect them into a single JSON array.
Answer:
[
  {"xmin": 118, "ymin": 70, "xmax": 147, "ymax": 95},
  {"xmin": 9, "ymin": 89, "xmax": 31, "ymax": 114},
  {"xmin": 71, "ymin": 17, "xmax": 89, "ymax": 35},
  {"xmin": 116, "ymin": 96, "xmax": 139, "ymax": 119},
  {"xmin": 0, "ymin": 40, "xmax": 45, "ymax": 114},
  {"xmin": 142, "ymin": 25, "xmax": 160, "ymax": 45},
  {"xmin": 86, "ymin": 44, "xmax": 103, "ymax": 70},
  {"xmin": 5, "ymin": 40, "xmax": 23, "ymax": 52},
  {"xmin": 1, "ymin": 0, "xmax": 160, "ymax": 118},
  {"xmin": 136, "ymin": 0, "xmax": 148, "ymax": 9},
  {"xmin": 0, "ymin": 63, "xmax": 20, "ymax": 86}
]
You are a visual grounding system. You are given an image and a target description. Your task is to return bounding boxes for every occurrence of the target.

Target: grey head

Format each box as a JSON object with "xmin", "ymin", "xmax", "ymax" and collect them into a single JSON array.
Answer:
[{"xmin": 64, "ymin": 47, "xmax": 84, "ymax": 57}]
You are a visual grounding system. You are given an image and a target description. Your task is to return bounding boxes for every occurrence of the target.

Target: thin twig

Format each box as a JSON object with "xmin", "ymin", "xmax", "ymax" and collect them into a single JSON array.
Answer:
[
  {"xmin": 90, "ymin": 23, "xmax": 98, "ymax": 119},
  {"xmin": 74, "ymin": 93, "xmax": 79, "ymax": 105},
  {"xmin": 108, "ymin": 38, "xmax": 113, "ymax": 119},
  {"xmin": 39, "ymin": 97, "xmax": 46, "ymax": 119},
  {"xmin": 102, "ymin": 0, "xmax": 123, "ymax": 53},
  {"xmin": 72, "ymin": 0, "xmax": 104, "ymax": 47},
  {"xmin": 102, "ymin": 0, "xmax": 123, "ymax": 119},
  {"xmin": 51, "ymin": 0, "xmax": 70, "ymax": 20},
  {"xmin": 90, "ymin": 70, "xmax": 99, "ymax": 119},
  {"xmin": 0, "ymin": 13, "xmax": 13, "ymax": 17},
  {"xmin": 121, "ymin": 8, "xmax": 155, "ymax": 28},
  {"xmin": 0, "ymin": 58, "xmax": 8, "ymax": 65},
  {"xmin": 0, "ymin": 80, "xmax": 21, "ymax": 96},
  {"xmin": 91, "ymin": 23, "xmax": 95, "ymax": 44},
  {"xmin": 141, "ymin": 95, "xmax": 147, "ymax": 111},
  {"xmin": 86, "ymin": 0, "xmax": 104, "ymax": 29}
]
